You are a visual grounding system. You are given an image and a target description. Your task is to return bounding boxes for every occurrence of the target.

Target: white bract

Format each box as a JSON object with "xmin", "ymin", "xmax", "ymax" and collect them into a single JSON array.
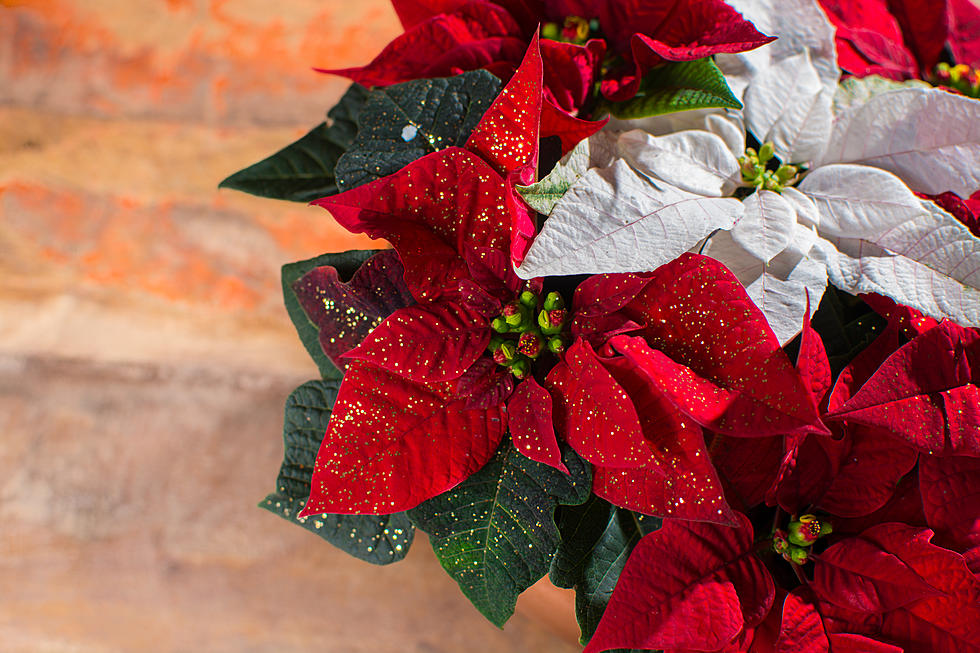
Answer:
[{"xmin": 517, "ymin": 0, "xmax": 980, "ymax": 343}]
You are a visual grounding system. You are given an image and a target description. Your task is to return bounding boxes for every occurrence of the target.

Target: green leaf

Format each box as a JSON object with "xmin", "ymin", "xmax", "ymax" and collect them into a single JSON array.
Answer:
[
  {"xmin": 598, "ymin": 58, "xmax": 742, "ymax": 120},
  {"xmin": 260, "ymin": 379, "xmax": 415, "ymax": 565},
  {"xmin": 551, "ymin": 497, "xmax": 660, "ymax": 645},
  {"xmin": 282, "ymin": 249, "xmax": 382, "ymax": 380},
  {"xmin": 219, "ymin": 83, "xmax": 369, "ymax": 201},
  {"xmin": 334, "ymin": 70, "xmax": 501, "ymax": 190},
  {"xmin": 408, "ymin": 441, "xmax": 591, "ymax": 627}
]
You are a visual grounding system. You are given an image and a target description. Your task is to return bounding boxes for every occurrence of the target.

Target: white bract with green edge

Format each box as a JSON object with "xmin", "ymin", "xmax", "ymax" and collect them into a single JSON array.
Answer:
[{"xmin": 517, "ymin": 0, "xmax": 980, "ymax": 343}]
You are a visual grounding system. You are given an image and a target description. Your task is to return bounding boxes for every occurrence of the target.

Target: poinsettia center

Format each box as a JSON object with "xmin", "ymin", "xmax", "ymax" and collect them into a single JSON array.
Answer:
[
  {"xmin": 933, "ymin": 62, "xmax": 980, "ymax": 99},
  {"xmin": 541, "ymin": 16, "xmax": 598, "ymax": 45},
  {"xmin": 489, "ymin": 290, "xmax": 569, "ymax": 378},
  {"xmin": 738, "ymin": 141, "xmax": 800, "ymax": 193},
  {"xmin": 772, "ymin": 514, "xmax": 833, "ymax": 565}
]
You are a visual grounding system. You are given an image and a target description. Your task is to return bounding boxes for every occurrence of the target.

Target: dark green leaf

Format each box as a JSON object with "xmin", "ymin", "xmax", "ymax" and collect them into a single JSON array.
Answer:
[
  {"xmin": 809, "ymin": 285, "xmax": 886, "ymax": 379},
  {"xmin": 334, "ymin": 70, "xmax": 501, "ymax": 190},
  {"xmin": 219, "ymin": 83, "xmax": 368, "ymax": 201},
  {"xmin": 408, "ymin": 440, "xmax": 590, "ymax": 627},
  {"xmin": 282, "ymin": 249, "xmax": 382, "ymax": 380},
  {"xmin": 551, "ymin": 497, "xmax": 660, "ymax": 645},
  {"xmin": 260, "ymin": 380, "xmax": 414, "ymax": 565},
  {"xmin": 598, "ymin": 58, "xmax": 742, "ymax": 120}
]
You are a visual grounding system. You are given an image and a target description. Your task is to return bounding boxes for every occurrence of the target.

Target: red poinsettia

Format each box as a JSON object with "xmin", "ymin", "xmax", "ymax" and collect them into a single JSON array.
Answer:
[
  {"xmin": 545, "ymin": 256, "xmax": 827, "ymax": 524},
  {"xmin": 298, "ymin": 39, "xmax": 568, "ymax": 515},
  {"xmin": 817, "ymin": 0, "xmax": 980, "ymax": 82},
  {"xmin": 322, "ymin": 0, "xmax": 773, "ymax": 120}
]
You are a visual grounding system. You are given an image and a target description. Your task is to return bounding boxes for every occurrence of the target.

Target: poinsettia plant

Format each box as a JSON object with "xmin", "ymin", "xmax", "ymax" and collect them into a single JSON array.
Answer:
[{"xmin": 224, "ymin": 0, "xmax": 980, "ymax": 651}]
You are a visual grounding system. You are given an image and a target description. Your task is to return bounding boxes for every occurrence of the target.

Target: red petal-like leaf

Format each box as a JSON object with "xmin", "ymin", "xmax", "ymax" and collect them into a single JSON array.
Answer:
[
  {"xmin": 817, "ymin": 426, "xmax": 917, "ymax": 518},
  {"xmin": 863, "ymin": 523, "xmax": 980, "ymax": 653},
  {"xmin": 343, "ymin": 301, "xmax": 490, "ymax": 382},
  {"xmin": 826, "ymin": 633, "xmax": 903, "ymax": 653},
  {"xmin": 829, "ymin": 321, "xmax": 980, "ymax": 457},
  {"xmin": 831, "ymin": 472, "xmax": 927, "ymax": 536},
  {"xmin": 775, "ymin": 588, "xmax": 830, "ymax": 653},
  {"xmin": 884, "ymin": 0, "xmax": 949, "ymax": 72},
  {"xmin": 919, "ymin": 453, "xmax": 980, "ymax": 555},
  {"xmin": 862, "ymin": 292, "xmax": 939, "ymax": 340},
  {"xmin": 798, "ymin": 299, "xmax": 832, "ymax": 408},
  {"xmin": 583, "ymin": 512, "xmax": 774, "ymax": 653},
  {"xmin": 540, "ymin": 38, "xmax": 604, "ymax": 114},
  {"xmin": 455, "ymin": 357, "xmax": 514, "ymax": 409},
  {"xmin": 540, "ymin": 98, "xmax": 609, "ymax": 157},
  {"xmin": 817, "ymin": 0, "xmax": 918, "ymax": 79},
  {"xmin": 507, "ymin": 376, "xmax": 567, "ymax": 472},
  {"xmin": 292, "ymin": 250, "xmax": 415, "ymax": 370},
  {"xmin": 616, "ymin": 254, "xmax": 825, "ymax": 437},
  {"xmin": 827, "ymin": 321, "xmax": 903, "ymax": 412},
  {"xmin": 812, "ymin": 534, "xmax": 945, "ymax": 613},
  {"xmin": 711, "ymin": 434, "xmax": 783, "ymax": 510},
  {"xmin": 390, "ymin": 0, "xmax": 468, "ymax": 28},
  {"xmin": 767, "ymin": 432, "xmax": 844, "ymax": 516},
  {"xmin": 300, "ymin": 360, "xmax": 505, "ymax": 514},
  {"xmin": 466, "ymin": 33, "xmax": 541, "ymax": 180},
  {"xmin": 594, "ymin": 353, "xmax": 736, "ymax": 524},
  {"xmin": 314, "ymin": 148, "xmax": 513, "ymax": 301},
  {"xmin": 546, "ymin": 338, "xmax": 649, "ymax": 467},
  {"xmin": 949, "ymin": 0, "xmax": 980, "ymax": 67},
  {"xmin": 320, "ymin": 4, "xmax": 524, "ymax": 87}
]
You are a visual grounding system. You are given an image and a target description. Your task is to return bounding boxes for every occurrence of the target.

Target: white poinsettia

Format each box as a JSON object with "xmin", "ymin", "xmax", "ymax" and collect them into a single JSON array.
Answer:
[{"xmin": 517, "ymin": 0, "xmax": 980, "ymax": 343}]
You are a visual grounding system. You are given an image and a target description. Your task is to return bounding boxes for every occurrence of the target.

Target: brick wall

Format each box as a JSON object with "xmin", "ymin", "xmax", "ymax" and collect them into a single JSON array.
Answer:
[{"xmin": 0, "ymin": 2, "xmax": 577, "ymax": 651}]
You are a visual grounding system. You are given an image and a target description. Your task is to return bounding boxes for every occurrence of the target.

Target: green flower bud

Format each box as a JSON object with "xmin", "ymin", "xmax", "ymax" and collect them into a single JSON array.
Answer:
[
  {"xmin": 775, "ymin": 164, "xmax": 798, "ymax": 183},
  {"xmin": 543, "ymin": 291, "xmax": 565, "ymax": 311},
  {"xmin": 788, "ymin": 514, "xmax": 826, "ymax": 546},
  {"xmin": 491, "ymin": 317, "xmax": 510, "ymax": 333},
  {"xmin": 519, "ymin": 290, "xmax": 538, "ymax": 309},
  {"xmin": 541, "ymin": 22, "xmax": 561, "ymax": 40},
  {"xmin": 788, "ymin": 545, "xmax": 809, "ymax": 565},
  {"xmin": 510, "ymin": 359, "xmax": 531, "ymax": 379},
  {"xmin": 547, "ymin": 336, "xmax": 566, "ymax": 355},
  {"xmin": 758, "ymin": 141, "xmax": 775, "ymax": 163}
]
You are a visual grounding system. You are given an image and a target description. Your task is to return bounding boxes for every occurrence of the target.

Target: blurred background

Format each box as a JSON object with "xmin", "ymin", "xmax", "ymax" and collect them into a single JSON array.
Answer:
[{"xmin": 0, "ymin": 1, "xmax": 576, "ymax": 650}]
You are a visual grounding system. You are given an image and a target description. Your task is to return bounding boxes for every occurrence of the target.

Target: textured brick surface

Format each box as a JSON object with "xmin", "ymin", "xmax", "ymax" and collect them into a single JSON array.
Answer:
[{"xmin": 0, "ymin": 1, "xmax": 577, "ymax": 650}]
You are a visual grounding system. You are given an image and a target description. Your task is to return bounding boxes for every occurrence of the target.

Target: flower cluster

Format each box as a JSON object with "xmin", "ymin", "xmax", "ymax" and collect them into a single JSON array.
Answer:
[{"xmin": 226, "ymin": 1, "xmax": 980, "ymax": 651}]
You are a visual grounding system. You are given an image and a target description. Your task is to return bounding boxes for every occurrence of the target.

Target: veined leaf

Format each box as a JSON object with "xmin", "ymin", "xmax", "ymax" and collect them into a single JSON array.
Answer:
[
  {"xmin": 282, "ymin": 249, "xmax": 382, "ymax": 380},
  {"xmin": 516, "ymin": 159, "xmax": 742, "ymax": 279},
  {"xmin": 408, "ymin": 441, "xmax": 591, "ymax": 627},
  {"xmin": 598, "ymin": 58, "xmax": 742, "ymax": 120},
  {"xmin": 517, "ymin": 131, "xmax": 619, "ymax": 216},
  {"xmin": 334, "ymin": 70, "xmax": 501, "ymax": 190},
  {"xmin": 260, "ymin": 380, "xmax": 415, "ymax": 565},
  {"xmin": 219, "ymin": 83, "xmax": 368, "ymax": 201},
  {"xmin": 551, "ymin": 497, "xmax": 661, "ymax": 644}
]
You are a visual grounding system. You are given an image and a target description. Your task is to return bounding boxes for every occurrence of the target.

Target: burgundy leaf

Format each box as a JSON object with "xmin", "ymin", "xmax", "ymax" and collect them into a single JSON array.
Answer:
[
  {"xmin": 583, "ymin": 512, "xmax": 773, "ymax": 653},
  {"xmin": 507, "ymin": 375, "xmax": 567, "ymax": 472},
  {"xmin": 456, "ymin": 357, "xmax": 514, "ymax": 410},
  {"xmin": 343, "ymin": 301, "xmax": 490, "ymax": 382},
  {"xmin": 300, "ymin": 360, "xmax": 505, "ymax": 515},
  {"xmin": 292, "ymin": 250, "xmax": 415, "ymax": 369}
]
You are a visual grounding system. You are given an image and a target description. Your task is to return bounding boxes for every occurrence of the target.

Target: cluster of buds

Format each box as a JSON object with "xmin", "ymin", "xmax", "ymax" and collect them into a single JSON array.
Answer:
[
  {"xmin": 541, "ymin": 16, "xmax": 597, "ymax": 45},
  {"xmin": 772, "ymin": 514, "xmax": 833, "ymax": 565},
  {"xmin": 738, "ymin": 141, "xmax": 799, "ymax": 192},
  {"xmin": 489, "ymin": 290, "xmax": 569, "ymax": 378},
  {"xmin": 934, "ymin": 62, "xmax": 980, "ymax": 99}
]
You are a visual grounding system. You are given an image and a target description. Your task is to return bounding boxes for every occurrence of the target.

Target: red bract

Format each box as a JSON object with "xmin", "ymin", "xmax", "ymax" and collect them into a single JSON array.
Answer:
[
  {"xmin": 548, "ymin": 255, "xmax": 824, "ymax": 523},
  {"xmin": 815, "ymin": 524, "xmax": 980, "ymax": 653},
  {"xmin": 300, "ymin": 41, "xmax": 566, "ymax": 514},
  {"xmin": 322, "ymin": 0, "xmax": 772, "ymax": 116},
  {"xmin": 583, "ymin": 513, "xmax": 774, "ymax": 653},
  {"xmin": 919, "ymin": 454, "xmax": 980, "ymax": 566},
  {"xmin": 818, "ymin": 0, "xmax": 980, "ymax": 79},
  {"xmin": 829, "ymin": 320, "xmax": 980, "ymax": 457}
]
